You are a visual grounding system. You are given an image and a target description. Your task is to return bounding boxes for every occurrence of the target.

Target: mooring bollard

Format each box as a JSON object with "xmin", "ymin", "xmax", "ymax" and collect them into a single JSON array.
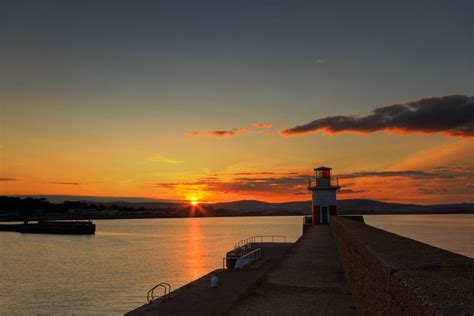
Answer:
[{"xmin": 210, "ymin": 276, "xmax": 219, "ymax": 287}]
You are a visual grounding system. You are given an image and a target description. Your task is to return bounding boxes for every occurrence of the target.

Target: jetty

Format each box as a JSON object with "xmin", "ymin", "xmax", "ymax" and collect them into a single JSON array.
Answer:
[
  {"xmin": 227, "ymin": 225, "xmax": 354, "ymax": 315},
  {"xmin": 127, "ymin": 166, "xmax": 473, "ymax": 315},
  {"xmin": 0, "ymin": 220, "xmax": 96, "ymax": 235},
  {"xmin": 127, "ymin": 237, "xmax": 293, "ymax": 315},
  {"xmin": 127, "ymin": 216, "xmax": 473, "ymax": 315},
  {"xmin": 127, "ymin": 224, "xmax": 356, "ymax": 315}
]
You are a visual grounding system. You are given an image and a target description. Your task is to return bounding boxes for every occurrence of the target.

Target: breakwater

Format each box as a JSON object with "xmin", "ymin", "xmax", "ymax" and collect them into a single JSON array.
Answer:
[
  {"xmin": 0, "ymin": 221, "xmax": 96, "ymax": 234},
  {"xmin": 128, "ymin": 225, "xmax": 355, "ymax": 315},
  {"xmin": 330, "ymin": 216, "xmax": 473, "ymax": 315},
  {"xmin": 127, "ymin": 216, "xmax": 473, "ymax": 315}
]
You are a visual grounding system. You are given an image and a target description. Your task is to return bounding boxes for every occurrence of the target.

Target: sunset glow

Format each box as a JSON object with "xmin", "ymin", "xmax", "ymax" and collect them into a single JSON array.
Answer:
[
  {"xmin": 1, "ymin": 2, "xmax": 472, "ymax": 315},
  {"xmin": 0, "ymin": 2, "xmax": 472, "ymax": 205}
]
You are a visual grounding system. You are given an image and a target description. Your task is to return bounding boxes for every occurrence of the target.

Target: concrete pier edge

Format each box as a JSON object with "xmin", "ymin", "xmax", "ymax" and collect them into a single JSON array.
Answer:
[{"xmin": 330, "ymin": 216, "xmax": 474, "ymax": 315}]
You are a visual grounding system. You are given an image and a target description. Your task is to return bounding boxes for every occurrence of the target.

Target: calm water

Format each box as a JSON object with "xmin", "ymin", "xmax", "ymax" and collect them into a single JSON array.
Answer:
[
  {"xmin": 365, "ymin": 214, "xmax": 474, "ymax": 258},
  {"xmin": 0, "ymin": 216, "xmax": 302, "ymax": 315},
  {"xmin": 0, "ymin": 215, "xmax": 472, "ymax": 315}
]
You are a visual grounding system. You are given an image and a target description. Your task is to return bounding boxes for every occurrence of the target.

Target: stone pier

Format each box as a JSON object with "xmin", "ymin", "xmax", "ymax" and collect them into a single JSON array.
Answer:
[
  {"xmin": 227, "ymin": 225, "xmax": 354, "ymax": 315},
  {"xmin": 127, "ymin": 216, "xmax": 473, "ymax": 315}
]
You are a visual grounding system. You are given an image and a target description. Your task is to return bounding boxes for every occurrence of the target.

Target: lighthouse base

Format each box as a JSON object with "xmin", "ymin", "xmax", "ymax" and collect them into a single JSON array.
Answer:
[{"xmin": 311, "ymin": 205, "xmax": 337, "ymax": 225}]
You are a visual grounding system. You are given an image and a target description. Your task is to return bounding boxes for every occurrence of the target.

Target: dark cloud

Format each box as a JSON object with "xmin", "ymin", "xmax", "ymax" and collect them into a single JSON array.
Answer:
[
  {"xmin": 339, "ymin": 170, "xmax": 444, "ymax": 180},
  {"xmin": 339, "ymin": 189, "xmax": 366, "ymax": 194},
  {"xmin": 155, "ymin": 174, "xmax": 309, "ymax": 195},
  {"xmin": 416, "ymin": 186, "xmax": 473, "ymax": 195},
  {"xmin": 153, "ymin": 167, "xmax": 472, "ymax": 198},
  {"xmin": 417, "ymin": 188, "xmax": 449, "ymax": 194},
  {"xmin": 191, "ymin": 128, "xmax": 249, "ymax": 137},
  {"xmin": 0, "ymin": 177, "xmax": 17, "ymax": 181},
  {"xmin": 232, "ymin": 172, "xmax": 277, "ymax": 176},
  {"xmin": 339, "ymin": 168, "xmax": 473, "ymax": 180},
  {"xmin": 281, "ymin": 95, "xmax": 474, "ymax": 137},
  {"xmin": 191, "ymin": 124, "xmax": 275, "ymax": 138},
  {"xmin": 50, "ymin": 182, "xmax": 81, "ymax": 185}
]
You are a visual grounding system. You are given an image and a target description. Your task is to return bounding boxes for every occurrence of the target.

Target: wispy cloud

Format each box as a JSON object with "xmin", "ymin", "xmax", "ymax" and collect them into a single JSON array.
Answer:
[
  {"xmin": 281, "ymin": 95, "xmax": 474, "ymax": 137},
  {"xmin": 0, "ymin": 177, "xmax": 18, "ymax": 181},
  {"xmin": 390, "ymin": 140, "xmax": 473, "ymax": 171},
  {"xmin": 191, "ymin": 124, "xmax": 274, "ymax": 138},
  {"xmin": 315, "ymin": 58, "xmax": 327, "ymax": 64},
  {"xmin": 253, "ymin": 123, "xmax": 272, "ymax": 129},
  {"xmin": 191, "ymin": 128, "xmax": 250, "ymax": 138},
  {"xmin": 153, "ymin": 172, "xmax": 309, "ymax": 198},
  {"xmin": 50, "ymin": 182, "xmax": 81, "ymax": 185},
  {"xmin": 338, "ymin": 167, "xmax": 474, "ymax": 180},
  {"xmin": 149, "ymin": 154, "xmax": 184, "ymax": 164},
  {"xmin": 339, "ymin": 189, "xmax": 366, "ymax": 194}
]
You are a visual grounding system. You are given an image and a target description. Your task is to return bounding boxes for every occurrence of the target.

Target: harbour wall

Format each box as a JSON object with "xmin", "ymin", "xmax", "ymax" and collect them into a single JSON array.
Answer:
[{"xmin": 330, "ymin": 216, "xmax": 473, "ymax": 315}]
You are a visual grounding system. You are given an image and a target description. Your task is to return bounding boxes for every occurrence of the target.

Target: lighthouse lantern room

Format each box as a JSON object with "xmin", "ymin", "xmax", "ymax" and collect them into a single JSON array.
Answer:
[{"xmin": 308, "ymin": 166, "xmax": 340, "ymax": 225}]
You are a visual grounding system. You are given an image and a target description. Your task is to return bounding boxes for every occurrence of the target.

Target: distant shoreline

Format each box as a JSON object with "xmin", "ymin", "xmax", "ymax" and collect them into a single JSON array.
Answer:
[
  {"xmin": 1, "ymin": 209, "xmax": 472, "ymax": 222},
  {"xmin": 2, "ymin": 196, "xmax": 472, "ymax": 222}
]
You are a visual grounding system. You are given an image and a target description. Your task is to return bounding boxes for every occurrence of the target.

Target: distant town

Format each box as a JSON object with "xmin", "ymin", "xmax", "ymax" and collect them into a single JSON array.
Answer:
[{"xmin": 0, "ymin": 196, "xmax": 472, "ymax": 222}]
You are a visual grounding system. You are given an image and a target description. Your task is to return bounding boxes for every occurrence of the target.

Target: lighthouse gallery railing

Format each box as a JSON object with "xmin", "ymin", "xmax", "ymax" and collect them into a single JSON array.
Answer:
[{"xmin": 308, "ymin": 177, "xmax": 339, "ymax": 188}]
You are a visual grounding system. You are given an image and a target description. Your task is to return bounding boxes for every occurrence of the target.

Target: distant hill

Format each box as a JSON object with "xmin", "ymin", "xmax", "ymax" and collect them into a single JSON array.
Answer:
[
  {"xmin": 6, "ymin": 196, "xmax": 473, "ymax": 215},
  {"xmin": 1, "ymin": 196, "xmax": 472, "ymax": 221},
  {"xmin": 85, "ymin": 198, "xmax": 472, "ymax": 215},
  {"xmin": 211, "ymin": 199, "xmax": 473, "ymax": 214},
  {"xmin": 13, "ymin": 195, "xmax": 180, "ymax": 204},
  {"xmin": 337, "ymin": 199, "xmax": 473, "ymax": 214}
]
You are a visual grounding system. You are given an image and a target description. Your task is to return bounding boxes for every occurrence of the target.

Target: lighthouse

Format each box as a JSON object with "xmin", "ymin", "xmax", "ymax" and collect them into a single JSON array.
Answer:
[{"xmin": 308, "ymin": 166, "xmax": 340, "ymax": 225}]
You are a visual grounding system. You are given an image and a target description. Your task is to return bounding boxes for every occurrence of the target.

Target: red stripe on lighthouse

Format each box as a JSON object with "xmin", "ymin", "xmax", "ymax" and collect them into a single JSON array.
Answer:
[{"xmin": 312, "ymin": 205, "xmax": 320, "ymax": 224}]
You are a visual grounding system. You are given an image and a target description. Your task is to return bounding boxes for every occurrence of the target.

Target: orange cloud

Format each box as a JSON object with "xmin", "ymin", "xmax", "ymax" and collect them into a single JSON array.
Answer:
[
  {"xmin": 253, "ymin": 123, "xmax": 272, "ymax": 129},
  {"xmin": 153, "ymin": 167, "xmax": 473, "ymax": 204}
]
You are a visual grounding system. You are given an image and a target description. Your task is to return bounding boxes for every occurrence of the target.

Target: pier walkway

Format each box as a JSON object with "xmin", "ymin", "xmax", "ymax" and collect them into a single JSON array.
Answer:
[
  {"xmin": 127, "ymin": 243, "xmax": 291, "ymax": 315},
  {"xmin": 127, "ymin": 226, "xmax": 354, "ymax": 315},
  {"xmin": 227, "ymin": 225, "xmax": 354, "ymax": 315}
]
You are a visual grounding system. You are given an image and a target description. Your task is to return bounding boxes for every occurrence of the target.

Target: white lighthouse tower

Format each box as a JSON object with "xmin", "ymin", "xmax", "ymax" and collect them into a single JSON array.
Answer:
[{"xmin": 308, "ymin": 166, "xmax": 340, "ymax": 224}]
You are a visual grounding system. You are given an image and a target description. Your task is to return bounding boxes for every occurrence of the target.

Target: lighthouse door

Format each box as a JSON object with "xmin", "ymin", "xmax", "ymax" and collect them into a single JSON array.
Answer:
[{"xmin": 321, "ymin": 207, "xmax": 328, "ymax": 224}]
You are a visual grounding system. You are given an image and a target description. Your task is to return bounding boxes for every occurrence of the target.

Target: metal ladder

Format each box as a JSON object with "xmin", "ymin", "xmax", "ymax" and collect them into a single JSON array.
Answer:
[{"xmin": 147, "ymin": 282, "xmax": 171, "ymax": 303}]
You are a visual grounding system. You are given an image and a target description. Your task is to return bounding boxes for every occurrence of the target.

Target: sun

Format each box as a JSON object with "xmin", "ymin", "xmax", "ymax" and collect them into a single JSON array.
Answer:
[{"xmin": 190, "ymin": 200, "xmax": 198, "ymax": 206}]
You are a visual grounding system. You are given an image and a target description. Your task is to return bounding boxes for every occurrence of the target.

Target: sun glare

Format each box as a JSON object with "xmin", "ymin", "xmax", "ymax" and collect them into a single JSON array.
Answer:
[{"xmin": 190, "ymin": 200, "xmax": 198, "ymax": 206}]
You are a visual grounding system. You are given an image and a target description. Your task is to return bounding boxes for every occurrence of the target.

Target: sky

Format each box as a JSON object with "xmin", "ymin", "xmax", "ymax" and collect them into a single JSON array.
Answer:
[{"xmin": 1, "ymin": 0, "xmax": 473, "ymax": 204}]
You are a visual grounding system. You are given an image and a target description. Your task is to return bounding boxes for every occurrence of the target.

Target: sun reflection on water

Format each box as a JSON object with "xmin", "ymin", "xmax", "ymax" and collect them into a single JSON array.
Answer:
[{"xmin": 184, "ymin": 219, "xmax": 206, "ymax": 280}]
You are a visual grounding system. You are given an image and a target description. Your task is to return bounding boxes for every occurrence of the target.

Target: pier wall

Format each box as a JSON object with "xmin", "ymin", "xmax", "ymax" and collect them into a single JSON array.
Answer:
[{"xmin": 330, "ymin": 216, "xmax": 473, "ymax": 315}]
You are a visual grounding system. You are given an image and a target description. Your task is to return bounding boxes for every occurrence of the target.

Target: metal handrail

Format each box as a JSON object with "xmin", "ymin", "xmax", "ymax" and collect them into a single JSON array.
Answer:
[
  {"xmin": 239, "ymin": 247, "xmax": 261, "ymax": 261},
  {"xmin": 147, "ymin": 282, "xmax": 171, "ymax": 303},
  {"xmin": 223, "ymin": 248, "xmax": 262, "ymax": 269},
  {"xmin": 234, "ymin": 235, "xmax": 286, "ymax": 249}
]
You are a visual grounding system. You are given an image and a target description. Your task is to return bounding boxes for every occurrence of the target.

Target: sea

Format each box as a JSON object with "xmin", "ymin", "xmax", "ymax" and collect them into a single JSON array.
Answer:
[{"xmin": 0, "ymin": 214, "xmax": 472, "ymax": 315}]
